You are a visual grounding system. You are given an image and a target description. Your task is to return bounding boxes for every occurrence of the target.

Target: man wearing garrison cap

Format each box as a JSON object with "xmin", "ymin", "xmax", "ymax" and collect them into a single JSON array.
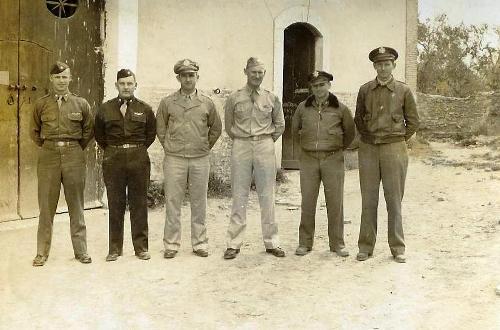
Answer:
[
  {"xmin": 156, "ymin": 59, "xmax": 221, "ymax": 259},
  {"xmin": 223, "ymin": 57, "xmax": 286, "ymax": 259},
  {"xmin": 292, "ymin": 70, "xmax": 355, "ymax": 257},
  {"xmin": 354, "ymin": 46, "xmax": 419, "ymax": 263},
  {"xmin": 94, "ymin": 69, "xmax": 156, "ymax": 262},
  {"xmin": 30, "ymin": 61, "xmax": 94, "ymax": 266}
]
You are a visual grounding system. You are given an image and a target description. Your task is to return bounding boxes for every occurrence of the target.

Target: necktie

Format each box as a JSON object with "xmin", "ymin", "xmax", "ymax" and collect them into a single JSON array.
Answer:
[
  {"xmin": 120, "ymin": 100, "xmax": 128, "ymax": 117},
  {"xmin": 56, "ymin": 95, "xmax": 63, "ymax": 108},
  {"xmin": 250, "ymin": 90, "xmax": 258, "ymax": 104}
]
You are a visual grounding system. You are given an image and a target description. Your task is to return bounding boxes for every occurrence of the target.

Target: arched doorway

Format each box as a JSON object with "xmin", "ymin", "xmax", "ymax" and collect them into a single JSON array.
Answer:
[{"xmin": 281, "ymin": 23, "xmax": 322, "ymax": 169}]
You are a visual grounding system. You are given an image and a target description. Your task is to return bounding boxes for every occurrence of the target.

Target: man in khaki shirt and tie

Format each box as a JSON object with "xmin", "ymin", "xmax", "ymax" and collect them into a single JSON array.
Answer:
[{"xmin": 223, "ymin": 57, "xmax": 286, "ymax": 259}]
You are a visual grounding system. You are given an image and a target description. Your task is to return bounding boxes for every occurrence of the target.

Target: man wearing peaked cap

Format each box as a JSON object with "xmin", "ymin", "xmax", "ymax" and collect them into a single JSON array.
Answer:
[
  {"xmin": 292, "ymin": 70, "xmax": 355, "ymax": 257},
  {"xmin": 156, "ymin": 59, "xmax": 221, "ymax": 259},
  {"xmin": 30, "ymin": 61, "xmax": 94, "ymax": 266},
  {"xmin": 354, "ymin": 47, "xmax": 420, "ymax": 263},
  {"xmin": 94, "ymin": 68, "xmax": 156, "ymax": 262},
  {"xmin": 223, "ymin": 57, "xmax": 286, "ymax": 260}
]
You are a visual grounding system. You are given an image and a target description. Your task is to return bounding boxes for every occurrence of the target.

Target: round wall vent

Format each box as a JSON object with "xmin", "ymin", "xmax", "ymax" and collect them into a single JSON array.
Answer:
[{"xmin": 46, "ymin": 0, "xmax": 79, "ymax": 19}]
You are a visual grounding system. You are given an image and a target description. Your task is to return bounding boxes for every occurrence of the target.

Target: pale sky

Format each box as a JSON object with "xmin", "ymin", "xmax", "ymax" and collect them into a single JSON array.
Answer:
[
  {"xmin": 419, "ymin": 0, "xmax": 500, "ymax": 45},
  {"xmin": 419, "ymin": 0, "xmax": 500, "ymax": 26}
]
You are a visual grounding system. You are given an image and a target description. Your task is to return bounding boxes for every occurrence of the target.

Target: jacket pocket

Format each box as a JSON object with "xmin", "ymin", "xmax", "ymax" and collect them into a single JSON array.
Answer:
[
  {"xmin": 68, "ymin": 112, "xmax": 83, "ymax": 121},
  {"xmin": 131, "ymin": 112, "xmax": 147, "ymax": 123},
  {"xmin": 391, "ymin": 112, "xmax": 405, "ymax": 133}
]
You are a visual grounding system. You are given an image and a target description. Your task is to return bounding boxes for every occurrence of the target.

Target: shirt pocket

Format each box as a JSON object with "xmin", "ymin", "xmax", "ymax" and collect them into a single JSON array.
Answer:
[
  {"xmin": 131, "ymin": 112, "xmax": 147, "ymax": 123},
  {"xmin": 41, "ymin": 112, "xmax": 57, "ymax": 122},
  {"xmin": 67, "ymin": 112, "xmax": 83, "ymax": 121}
]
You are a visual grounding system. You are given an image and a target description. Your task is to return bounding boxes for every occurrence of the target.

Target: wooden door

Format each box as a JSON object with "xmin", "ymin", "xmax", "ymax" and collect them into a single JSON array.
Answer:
[
  {"xmin": 0, "ymin": 0, "xmax": 104, "ymax": 221},
  {"xmin": 281, "ymin": 23, "xmax": 316, "ymax": 169}
]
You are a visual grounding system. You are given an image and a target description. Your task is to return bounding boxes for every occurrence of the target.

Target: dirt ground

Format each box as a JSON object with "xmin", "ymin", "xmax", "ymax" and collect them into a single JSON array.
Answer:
[{"xmin": 1, "ymin": 141, "xmax": 499, "ymax": 330}]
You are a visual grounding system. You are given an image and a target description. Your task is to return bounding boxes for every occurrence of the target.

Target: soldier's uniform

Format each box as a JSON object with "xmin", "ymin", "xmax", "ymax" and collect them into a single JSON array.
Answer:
[
  {"xmin": 354, "ymin": 47, "xmax": 419, "ymax": 261},
  {"xmin": 30, "ymin": 62, "xmax": 94, "ymax": 265},
  {"xmin": 94, "ymin": 69, "xmax": 156, "ymax": 259},
  {"xmin": 156, "ymin": 59, "xmax": 222, "ymax": 257},
  {"xmin": 224, "ymin": 58, "xmax": 285, "ymax": 257},
  {"xmin": 292, "ymin": 71, "xmax": 355, "ymax": 255}
]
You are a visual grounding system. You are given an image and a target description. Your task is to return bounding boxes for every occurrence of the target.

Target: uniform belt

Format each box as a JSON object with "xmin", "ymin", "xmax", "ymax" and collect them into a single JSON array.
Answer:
[
  {"xmin": 302, "ymin": 149, "xmax": 340, "ymax": 159},
  {"xmin": 237, "ymin": 135, "xmax": 271, "ymax": 141},
  {"xmin": 44, "ymin": 140, "xmax": 79, "ymax": 147},
  {"xmin": 108, "ymin": 143, "xmax": 143, "ymax": 149}
]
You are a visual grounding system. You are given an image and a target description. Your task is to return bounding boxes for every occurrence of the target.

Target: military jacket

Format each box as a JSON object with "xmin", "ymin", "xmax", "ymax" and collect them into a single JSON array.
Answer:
[
  {"xmin": 292, "ymin": 93, "xmax": 355, "ymax": 152},
  {"xmin": 30, "ymin": 92, "xmax": 94, "ymax": 149},
  {"xmin": 354, "ymin": 78, "xmax": 419, "ymax": 144},
  {"xmin": 156, "ymin": 90, "xmax": 222, "ymax": 158},
  {"xmin": 94, "ymin": 97, "xmax": 156, "ymax": 149}
]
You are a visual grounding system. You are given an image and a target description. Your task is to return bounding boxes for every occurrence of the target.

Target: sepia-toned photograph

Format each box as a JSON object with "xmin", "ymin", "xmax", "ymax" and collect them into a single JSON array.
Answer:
[{"xmin": 0, "ymin": 0, "xmax": 499, "ymax": 329}]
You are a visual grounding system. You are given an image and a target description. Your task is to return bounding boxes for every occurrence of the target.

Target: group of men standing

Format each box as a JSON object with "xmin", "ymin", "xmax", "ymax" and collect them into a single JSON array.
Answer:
[{"xmin": 30, "ymin": 46, "xmax": 418, "ymax": 267}]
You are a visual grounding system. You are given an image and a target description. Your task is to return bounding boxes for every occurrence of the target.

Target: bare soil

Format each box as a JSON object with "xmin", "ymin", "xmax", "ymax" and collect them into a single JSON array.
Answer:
[{"xmin": 1, "ymin": 141, "xmax": 499, "ymax": 329}]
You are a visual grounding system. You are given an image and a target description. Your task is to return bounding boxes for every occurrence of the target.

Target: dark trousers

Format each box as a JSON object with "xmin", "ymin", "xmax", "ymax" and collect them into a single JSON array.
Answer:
[
  {"xmin": 299, "ymin": 150, "xmax": 345, "ymax": 251},
  {"xmin": 103, "ymin": 146, "xmax": 150, "ymax": 255},
  {"xmin": 37, "ymin": 142, "xmax": 87, "ymax": 257},
  {"xmin": 357, "ymin": 141, "xmax": 408, "ymax": 256}
]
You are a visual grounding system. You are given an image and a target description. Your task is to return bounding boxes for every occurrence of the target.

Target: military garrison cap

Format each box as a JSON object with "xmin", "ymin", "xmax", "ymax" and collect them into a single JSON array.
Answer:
[
  {"xmin": 308, "ymin": 70, "xmax": 333, "ymax": 83},
  {"xmin": 369, "ymin": 46, "xmax": 398, "ymax": 62},
  {"xmin": 174, "ymin": 59, "xmax": 199, "ymax": 74},
  {"xmin": 117, "ymin": 68, "xmax": 135, "ymax": 80},
  {"xmin": 50, "ymin": 61, "xmax": 70, "ymax": 74},
  {"xmin": 246, "ymin": 57, "xmax": 265, "ymax": 69}
]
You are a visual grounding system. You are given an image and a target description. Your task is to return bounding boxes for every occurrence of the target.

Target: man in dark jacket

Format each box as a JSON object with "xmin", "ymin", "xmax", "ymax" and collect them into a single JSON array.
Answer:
[
  {"xmin": 354, "ymin": 47, "xmax": 419, "ymax": 263},
  {"xmin": 292, "ymin": 70, "xmax": 355, "ymax": 257},
  {"xmin": 94, "ymin": 69, "xmax": 156, "ymax": 261}
]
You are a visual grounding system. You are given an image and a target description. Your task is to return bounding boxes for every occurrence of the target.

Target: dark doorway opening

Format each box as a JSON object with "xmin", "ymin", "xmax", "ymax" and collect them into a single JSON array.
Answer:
[{"xmin": 281, "ymin": 23, "xmax": 319, "ymax": 169}]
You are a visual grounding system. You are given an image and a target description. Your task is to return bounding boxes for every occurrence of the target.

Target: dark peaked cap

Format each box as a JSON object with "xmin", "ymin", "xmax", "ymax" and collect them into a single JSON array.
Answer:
[{"xmin": 368, "ymin": 46, "xmax": 399, "ymax": 62}]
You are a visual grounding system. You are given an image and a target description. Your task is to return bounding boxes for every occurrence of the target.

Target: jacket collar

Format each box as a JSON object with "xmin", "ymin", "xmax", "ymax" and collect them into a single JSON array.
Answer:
[
  {"xmin": 370, "ymin": 76, "xmax": 395, "ymax": 91},
  {"xmin": 173, "ymin": 89, "xmax": 202, "ymax": 109},
  {"xmin": 304, "ymin": 92, "xmax": 339, "ymax": 108}
]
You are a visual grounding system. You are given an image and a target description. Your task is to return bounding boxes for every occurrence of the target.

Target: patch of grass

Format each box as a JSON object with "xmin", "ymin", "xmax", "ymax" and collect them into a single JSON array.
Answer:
[
  {"xmin": 147, "ymin": 180, "xmax": 165, "ymax": 209},
  {"xmin": 207, "ymin": 172, "xmax": 232, "ymax": 198}
]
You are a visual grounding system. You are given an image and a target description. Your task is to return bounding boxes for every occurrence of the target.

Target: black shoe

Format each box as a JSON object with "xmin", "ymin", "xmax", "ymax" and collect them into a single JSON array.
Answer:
[
  {"xmin": 106, "ymin": 253, "xmax": 119, "ymax": 262},
  {"xmin": 223, "ymin": 248, "xmax": 240, "ymax": 259},
  {"xmin": 33, "ymin": 255, "xmax": 47, "ymax": 267},
  {"xmin": 193, "ymin": 249, "xmax": 209, "ymax": 257},
  {"xmin": 163, "ymin": 249, "xmax": 178, "ymax": 259},
  {"xmin": 136, "ymin": 251, "xmax": 151, "ymax": 260},
  {"xmin": 266, "ymin": 247, "xmax": 286, "ymax": 257},
  {"xmin": 76, "ymin": 254, "xmax": 92, "ymax": 264},
  {"xmin": 356, "ymin": 252, "xmax": 372, "ymax": 261}
]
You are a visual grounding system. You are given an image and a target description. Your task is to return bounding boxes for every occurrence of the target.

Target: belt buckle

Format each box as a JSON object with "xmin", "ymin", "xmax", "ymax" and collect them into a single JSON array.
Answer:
[
  {"xmin": 251, "ymin": 136, "xmax": 259, "ymax": 141},
  {"xmin": 122, "ymin": 143, "xmax": 130, "ymax": 148},
  {"xmin": 56, "ymin": 141, "xmax": 65, "ymax": 147}
]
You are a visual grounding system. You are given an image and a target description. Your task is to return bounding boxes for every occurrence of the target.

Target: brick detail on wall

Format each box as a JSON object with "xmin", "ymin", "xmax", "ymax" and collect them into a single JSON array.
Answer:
[{"xmin": 405, "ymin": 0, "xmax": 418, "ymax": 93}]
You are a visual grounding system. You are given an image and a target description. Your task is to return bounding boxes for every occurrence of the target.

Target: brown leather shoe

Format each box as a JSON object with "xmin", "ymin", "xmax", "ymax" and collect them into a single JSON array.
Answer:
[
  {"xmin": 76, "ymin": 254, "xmax": 92, "ymax": 264},
  {"xmin": 33, "ymin": 255, "xmax": 47, "ymax": 267},
  {"xmin": 223, "ymin": 248, "xmax": 240, "ymax": 259},
  {"xmin": 295, "ymin": 246, "xmax": 311, "ymax": 256},
  {"xmin": 163, "ymin": 249, "xmax": 177, "ymax": 259},
  {"xmin": 193, "ymin": 249, "xmax": 208, "ymax": 257},
  {"xmin": 106, "ymin": 253, "xmax": 119, "ymax": 262},
  {"xmin": 266, "ymin": 247, "xmax": 286, "ymax": 257},
  {"xmin": 136, "ymin": 251, "xmax": 151, "ymax": 260}
]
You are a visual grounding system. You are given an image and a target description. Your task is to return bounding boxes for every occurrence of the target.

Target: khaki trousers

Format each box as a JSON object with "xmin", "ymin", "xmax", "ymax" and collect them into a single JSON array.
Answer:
[
  {"xmin": 36, "ymin": 142, "xmax": 87, "ymax": 257},
  {"xmin": 163, "ymin": 154, "xmax": 210, "ymax": 251},
  {"xmin": 357, "ymin": 141, "xmax": 408, "ymax": 256},
  {"xmin": 226, "ymin": 137, "xmax": 279, "ymax": 250},
  {"xmin": 299, "ymin": 150, "xmax": 345, "ymax": 250}
]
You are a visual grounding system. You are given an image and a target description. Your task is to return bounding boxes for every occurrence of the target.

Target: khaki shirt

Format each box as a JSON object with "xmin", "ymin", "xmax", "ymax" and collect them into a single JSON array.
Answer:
[
  {"xmin": 30, "ymin": 93, "xmax": 94, "ymax": 149},
  {"xmin": 224, "ymin": 85, "xmax": 285, "ymax": 141},
  {"xmin": 156, "ymin": 90, "xmax": 222, "ymax": 158},
  {"xmin": 354, "ymin": 77, "xmax": 419, "ymax": 144}
]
